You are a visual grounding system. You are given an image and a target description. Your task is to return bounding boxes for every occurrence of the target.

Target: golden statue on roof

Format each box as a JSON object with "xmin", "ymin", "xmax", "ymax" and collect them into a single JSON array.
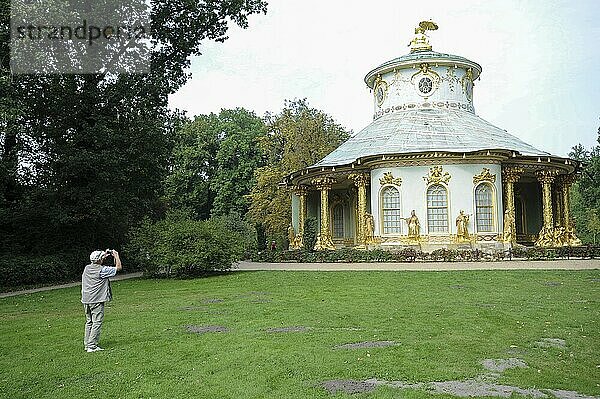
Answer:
[{"xmin": 409, "ymin": 20, "xmax": 438, "ymax": 53}]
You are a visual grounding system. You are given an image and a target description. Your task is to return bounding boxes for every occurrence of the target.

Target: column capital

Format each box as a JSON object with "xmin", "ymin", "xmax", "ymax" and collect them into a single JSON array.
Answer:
[
  {"xmin": 501, "ymin": 166, "xmax": 524, "ymax": 184},
  {"xmin": 555, "ymin": 173, "xmax": 577, "ymax": 187},
  {"xmin": 348, "ymin": 172, "xmax": 369, "ymax": 187},
  {"xmin": 535, "ymin": 168, "xmax": 560, "ymax": 184},
  {"xmin": 291, "ymin": 185, "xmax": 309, "ymax": 196},
  {"xmin": 311, "ymin": 176, "xmax": 336, "ymax": 190}
]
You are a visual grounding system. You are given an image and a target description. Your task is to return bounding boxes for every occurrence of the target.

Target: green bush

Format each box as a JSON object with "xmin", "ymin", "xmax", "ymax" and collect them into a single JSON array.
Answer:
[
  {"xmin": 127, "ymin": 212, "xmax": 254, "ymax": 277},
  {"xmin": 303, "ymin": 217, "xmax": 318, "ymax": 252},
  {"xmin": 247, "ymin": 245, "xmax": 600, "ymax": 263},
  {"xmin": 0, "ymin": 251, "xmax": 85, "ymax": 289}
]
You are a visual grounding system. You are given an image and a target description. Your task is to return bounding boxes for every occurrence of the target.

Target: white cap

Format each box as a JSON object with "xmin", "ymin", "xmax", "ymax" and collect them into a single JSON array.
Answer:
[{"xmin": 90, "ymin": 250, "xmax": 104, "ymax": 263}]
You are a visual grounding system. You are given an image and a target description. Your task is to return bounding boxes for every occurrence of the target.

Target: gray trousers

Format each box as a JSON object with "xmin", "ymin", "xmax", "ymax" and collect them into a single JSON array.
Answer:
[{"xmin": 83, "ymin": 302, "xmax": 105, "ymax": 349}]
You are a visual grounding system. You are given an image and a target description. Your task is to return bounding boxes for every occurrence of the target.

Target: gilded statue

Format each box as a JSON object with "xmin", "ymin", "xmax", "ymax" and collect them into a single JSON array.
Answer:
[
  {"xmin": 409, "ymin": 21, "xmax": 438, "ymax": 53},
  {"xmin": 288, "ymin": 223, "xmax": 304, "ymax": 250},
  {"xmin": 502, "ymin": 209, "xmax": 514, "ymax": 243},
  {"xmin": 405, "ymin": 210, "xmax": 420, "ymax": 240},
  {"xmin": 455, "ymin": 210, "xmax": 470, "ymax": 242},
  {"xmin": 364, "ymin": 213, "xmax": 375, "ymax": 245}
]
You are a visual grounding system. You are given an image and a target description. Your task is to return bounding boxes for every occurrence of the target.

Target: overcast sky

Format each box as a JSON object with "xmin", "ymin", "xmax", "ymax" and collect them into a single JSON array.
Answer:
[{"xmin": 169, "ymin": 0, "xmax": 600, "ymax": 157}]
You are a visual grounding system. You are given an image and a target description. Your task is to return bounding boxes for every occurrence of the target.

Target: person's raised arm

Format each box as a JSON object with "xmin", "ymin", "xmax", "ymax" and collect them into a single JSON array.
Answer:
[{"xmin": 113, "ymin": 250, "xmax": 122, "ymax": 271}]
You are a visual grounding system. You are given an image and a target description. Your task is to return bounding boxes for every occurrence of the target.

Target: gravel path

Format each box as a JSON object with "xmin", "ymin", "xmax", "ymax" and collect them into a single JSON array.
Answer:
[
  {"xmin": 0, "ymin": 272, "xmax": 143, "ymax": 298},
  {"xmin": 3, "ymin": 259, "xmax": 598, "ymax": 298}
]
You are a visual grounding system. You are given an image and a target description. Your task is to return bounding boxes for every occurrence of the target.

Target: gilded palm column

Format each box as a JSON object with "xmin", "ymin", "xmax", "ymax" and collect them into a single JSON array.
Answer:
[
  {"xmin": 292, "ymin": 185, "xmax": 308, "ymax": 248},
  {"xmin": 349, "ymin": 173, "xmax": 369, "ymax": 247},
  {"xmin": 501, "ymin": 166, "xmax": 523, "ymax": 245},
  {"xmin": 312, "ymin": 177, "xmax": 336, "ymax": 250},
  {"xmin": 535, "ymin": 169, "xmax": 560, "ymax": 247},
  {"xmin": 557, "ymin": 173, "xmax": 582, "ymax": 246}
]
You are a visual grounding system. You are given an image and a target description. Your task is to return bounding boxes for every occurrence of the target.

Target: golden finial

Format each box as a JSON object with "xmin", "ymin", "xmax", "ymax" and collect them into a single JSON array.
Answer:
[{"xmin": 409, "ymin": 20, "xmax": 438, "ymax": 53}]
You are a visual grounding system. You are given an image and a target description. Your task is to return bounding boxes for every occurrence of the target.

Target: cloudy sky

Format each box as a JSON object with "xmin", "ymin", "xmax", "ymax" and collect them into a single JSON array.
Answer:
[{"xmin": 169, "ymin": 0, "xmax": 600, "ymax": 157}]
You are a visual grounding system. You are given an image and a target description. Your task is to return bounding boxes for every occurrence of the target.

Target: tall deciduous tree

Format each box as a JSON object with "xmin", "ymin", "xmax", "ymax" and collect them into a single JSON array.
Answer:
[
  {"xmin": 164, "ymin": 108, "xmax": 266, "ymax": 220},
  {"xmin": 569, "ymin": 125, "xmax": 600, "ymax": 244},
  {"xmin": 0, "ymin": 0, "xmax": 268, "ymax": 254},
  {"xmin": 211, "ymin": 108, "xmax": 267, "ymax": 217},
  {"xmin": 247, "ymin": 99, "xmax": 350, "ymax": 244}
]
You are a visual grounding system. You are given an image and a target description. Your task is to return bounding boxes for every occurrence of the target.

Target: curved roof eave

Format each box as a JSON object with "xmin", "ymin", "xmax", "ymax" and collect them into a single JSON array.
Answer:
[{"xmin": 310, "ymin": 108, "xmax": 552, "ymax": 169}]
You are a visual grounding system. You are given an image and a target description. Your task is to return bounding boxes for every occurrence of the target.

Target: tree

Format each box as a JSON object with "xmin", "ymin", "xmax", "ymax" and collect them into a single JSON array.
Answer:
[
  {"xmin": 247, "ymin": 99, "xmax": 350, "ymax": 245},
  {"xmin": 164, "ymin": 108, "xmax": 266, "ymax": 220},
  {"xmin": 211, "ymin": 109, "xmax": 266, "ymax": 217},
  {"xmin": 0, "ymin": 0, "xmax": 268, "ymax": 255},
  {"xmin": 164, "ymin": 114, "xmax": 220, "ymax": 220},
  {"xmin": 569, "ymin": 125, "xmax": 600, "ymax": 244}
]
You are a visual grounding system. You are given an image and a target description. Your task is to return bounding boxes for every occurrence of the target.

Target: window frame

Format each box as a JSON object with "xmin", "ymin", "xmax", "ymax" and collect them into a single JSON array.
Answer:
[
  {"xmin": 379, "ymin": 184, "xmax": 403, "ymax": 236},
  {"xmin": 473, "ymin": 182, "xmax": 496, "ymax": 234},
  {"xmin": 426, "ymin": 183, "xmax": 450, "ymax": 235}
]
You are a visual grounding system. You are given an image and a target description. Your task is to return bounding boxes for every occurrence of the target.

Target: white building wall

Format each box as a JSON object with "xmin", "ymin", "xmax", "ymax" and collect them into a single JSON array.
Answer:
[
  {"xmin": 373, "ymin": 66, "xmax": 475, "ymax": 115},
  {"xmin": 370, "ymin": 163, "xmax": 503, "ymax": 239}
]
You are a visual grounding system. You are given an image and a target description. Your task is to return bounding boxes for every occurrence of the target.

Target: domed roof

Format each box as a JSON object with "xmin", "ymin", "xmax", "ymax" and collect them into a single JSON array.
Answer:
[{"xmin": 313, "ymin": 107, "xmax": 550, "ymax": 168}]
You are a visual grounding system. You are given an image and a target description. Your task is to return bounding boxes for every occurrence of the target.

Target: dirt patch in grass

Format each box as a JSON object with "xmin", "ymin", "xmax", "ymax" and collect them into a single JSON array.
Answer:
[
  {"xmin": 505, "ymin": 346, "xmax": 528, "ymax": 356},
  {"xmin": 250, "ymin": 299, "xmax": 272, "ymax": 303},
  {"xmin": 321, "ymin": 379, "xmax": 377, "ymax": 395},
  {"xmin": 202, "ymin": 298, "xmax": 224, "ymax": 304},
  {"xmin": 481, "ymin": 358, "xmax": 527, "ymax": 373},
  {"xmin": 249, "ymin": 291, "xmax": 271, "ymax": 296},
  {"xmin": 548, "ymin": 389, "xmax": 600, "ymax": 399},
  {"xmin": 535, "ymin": 338, "xmax": 566, "ymax": 349},
  {"xmin": 185, "ymin": 325, "xmax": 229, "ymax": 334},
  {"xmin": 450, "ymin": 284, "xmax": 469, "ymax": 289},
  {"xmin": 179, "ymin": 306, "xmax": 224, "ymax": 314},
  {"xmin": 431, "ymin": 380, "xmax": 545, "ymax": 398},
  {"xmin": 179, "ymin": 306, "xmax": 208, "ymax": 311},
  {"xmin": 320, "ymin": 377, "xmax": 598, "ymax": 399},
  {"xmin": 544, "ymin": 281, "xmax": 563, "ymax": 287},
  {"xmin": 266, "ymin": 326, "xmax": 310, "ymax": 333},
  {"xmin": 334, "ymin": 341, "xmax": 397, "ymax": 350}
]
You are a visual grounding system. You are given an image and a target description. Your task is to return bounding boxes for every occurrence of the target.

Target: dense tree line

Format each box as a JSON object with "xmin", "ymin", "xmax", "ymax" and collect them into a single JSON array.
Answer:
[
  {"xmin": 0, "ymin": 0, "xmax": 267, "ymax": 285},
  {"xmin": 570, "ymin": 126, "xmax": 600, "ymax": 244}
]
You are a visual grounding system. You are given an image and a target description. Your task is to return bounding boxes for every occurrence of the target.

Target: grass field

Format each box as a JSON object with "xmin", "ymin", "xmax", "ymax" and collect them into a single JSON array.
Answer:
[{"xmin": 1, "ymin": 270, "xmax": 599, "ymax": 398}]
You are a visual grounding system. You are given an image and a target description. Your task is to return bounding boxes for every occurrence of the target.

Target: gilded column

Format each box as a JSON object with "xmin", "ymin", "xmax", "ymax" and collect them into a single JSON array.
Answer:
[
  {"xmin": 312, "ymin": 177, "xmax": 336, "ymax": 250},
  {"xmin": 535, "ymin": 169, "xmax": 560, "ymax": 247},
  {"xmin": 501, "ymin": 166, "xmax": 522, "ymax": 245},
  {"xmin": 557, "ymin": 173, "xmax": 582, "ymax": 246},
  {"xmin": 349, "ymin": 173, "xmax": 369, "ymax": 247},
  {"xmin": 292, "ymin": 185, "xmax": 308, "ymax": 248}
]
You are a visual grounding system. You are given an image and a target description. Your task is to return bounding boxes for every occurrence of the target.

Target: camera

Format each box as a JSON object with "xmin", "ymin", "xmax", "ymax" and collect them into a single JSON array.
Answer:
[{"xmin": 103, "ymin": 249, "xmax": 115, "ymax": 266}]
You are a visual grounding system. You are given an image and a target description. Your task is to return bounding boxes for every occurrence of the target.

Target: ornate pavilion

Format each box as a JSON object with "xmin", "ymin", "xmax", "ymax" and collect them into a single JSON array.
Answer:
[{"xmin": 284, "ymin": 21, "xmax": 582, "ymax": 251}]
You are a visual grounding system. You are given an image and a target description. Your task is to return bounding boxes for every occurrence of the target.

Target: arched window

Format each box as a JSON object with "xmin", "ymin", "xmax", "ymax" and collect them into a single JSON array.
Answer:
[
  {"xmin": 332, "ymin": 204, "xmax": 344, "ymax": 238},
  {"xmin": 427, "ymin": 184, "xmax": 449, "ymax": 233},
  {"xmin": 382, "ymin": 186, "xmax": 402, "ymax": 234},
  {"xmin": 475, "ymin": 184, "xmax": 494, "ymax": 232}
]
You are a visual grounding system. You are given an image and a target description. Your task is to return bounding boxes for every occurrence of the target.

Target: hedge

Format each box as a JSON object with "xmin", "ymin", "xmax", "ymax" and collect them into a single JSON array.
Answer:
[
  {"xmin": 250, "ymin": 245, "xmax": 600, "ymax": 263},
  {"xmin": 0, "ymin": 252, "xmax": 86, "ymax": 289}
]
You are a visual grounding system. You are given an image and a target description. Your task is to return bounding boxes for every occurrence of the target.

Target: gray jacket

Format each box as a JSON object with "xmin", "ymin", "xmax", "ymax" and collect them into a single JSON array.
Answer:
[{"xmin": 81, "ymin": 263, "xmax": 113, "ymax": 304}]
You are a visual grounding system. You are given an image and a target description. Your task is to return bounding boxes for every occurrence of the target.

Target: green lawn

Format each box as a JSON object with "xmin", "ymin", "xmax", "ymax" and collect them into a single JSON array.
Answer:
[{"xmin": 1, "ymin": 270, "xmax": 599, "ymax": 398}]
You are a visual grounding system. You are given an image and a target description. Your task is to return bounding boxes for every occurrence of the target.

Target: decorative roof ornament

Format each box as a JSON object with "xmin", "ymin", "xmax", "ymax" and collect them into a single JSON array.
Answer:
[
  {"xmin": 473, "ymin": 168, "xmax": 496, "ymax": 184},
  {"xmin": 379, "ymin": 172, "xmax": 402, "ymax": 186},
  {"xmin": 424, "ymin": 166, "xmax": 451, "ymax": 185},
  {"xmin": 409, "ymin": 20, "xmax": 438, "ymax": 53}
]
